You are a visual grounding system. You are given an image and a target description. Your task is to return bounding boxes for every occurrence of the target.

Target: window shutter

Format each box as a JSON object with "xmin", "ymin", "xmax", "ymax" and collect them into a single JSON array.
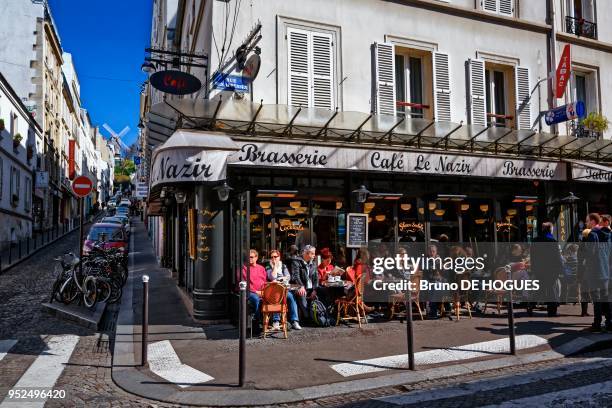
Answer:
[
  {"xmin": 433, "ymin": 52, "xmax": 451, "ymax": 122},
  {"xmin": 515, "ymin": 66, "xmax": 531, "ymax": 130},
  {"xmin": 373, "ymin": 42, "xmax": 396, "ymax": 116},
  {"xmin": 499, "ymin": 0, "xmax": 514, "ymax": 16},
  {"xmin": 482, "ymin": 0, "xmax": 498, "ymax": 13},
  {"xmin": 468, "ymin": 59, "xmax": 487, "ymax": 127},
  {"xmin": 287, "ymin": 27, "xmax": 310, "ymax": 108},
  {"xmin": 311, "ymin": 32, "xmax": 334, "ymax": 110}
]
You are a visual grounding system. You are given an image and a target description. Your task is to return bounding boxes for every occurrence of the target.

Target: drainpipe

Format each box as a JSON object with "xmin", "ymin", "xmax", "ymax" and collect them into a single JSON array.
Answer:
[{"xmin": 547, "ymin": 0, "xmax": 558, "ymax": 135}]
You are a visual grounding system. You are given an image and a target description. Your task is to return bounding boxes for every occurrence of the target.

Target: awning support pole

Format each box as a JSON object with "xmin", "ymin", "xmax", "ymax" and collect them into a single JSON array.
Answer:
[
  {"xmin": 283, "ymin": 107, "xmax": 302, "ymax": 137},
  {"xmin": 504, "ymin": 131, "xmax": 536, "ymax": 154},
  {"xmin": 246, "ymin": 100, "xmax": 264, "ymax": 134},
  {"xmin": 468, "ymin": 126, "xmax": 490, "ymax": 152},
  {"xmin": 492, "ymin": 129, "xmax": 513, "ymax": 155},
  {"xmin": 432, "ymin": 122, "xmax": 463, "ymax": 149},
  {"xmin": 209, "ymin": 98, "xmax": 223, "ymax": 129},
  {"xmin": 316, "ymin": 108, "xmax": 339, "ymax": 139},
  {"xmin": 378, "ymin": 116, "xmax": 405, "ymax": 143},
  {"xmin": 405, "ymin": 121, "xmax": 434, "ymax": 147},
  {"xmin": 348, "ymin": 114, "xmax": 373, "ymax": 143}
]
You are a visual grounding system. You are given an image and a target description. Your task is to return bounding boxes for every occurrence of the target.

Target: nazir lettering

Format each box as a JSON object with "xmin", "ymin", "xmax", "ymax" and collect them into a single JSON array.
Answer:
[
  {"xmin": 158, "ymin": 156, "xmax": 213, "ymax": 181},
  {"xmin": 238, "ymin": 143, "xmax": 328, "ymax": 166}
]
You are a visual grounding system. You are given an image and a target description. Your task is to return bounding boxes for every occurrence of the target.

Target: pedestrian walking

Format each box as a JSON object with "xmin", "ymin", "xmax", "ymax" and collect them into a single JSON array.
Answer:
[
  {"xmin": 531, "ymin": 222, "xmax": 563, "ymax": 317},
  {"xmin": 583, "ymin": 213, "xmax": 611, "ymax": 332}
]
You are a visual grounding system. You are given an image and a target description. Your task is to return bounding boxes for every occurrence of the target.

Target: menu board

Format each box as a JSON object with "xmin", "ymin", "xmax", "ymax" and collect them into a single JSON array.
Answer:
[
  {"xmin": 347, "ymin": 213, "xmax": 368, "ymax": 248},
  {"xmin": 188, "ymin": 209, "xmax": 196, "ymax": 259}
]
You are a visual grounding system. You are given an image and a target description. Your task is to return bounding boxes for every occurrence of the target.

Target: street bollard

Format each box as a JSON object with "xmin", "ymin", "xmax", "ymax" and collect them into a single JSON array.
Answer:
[
  {"xmin": 141, "ymin": 275, "xmax": 149, "ymax": 367},
  {"xmin": 8, "ymin": 244, "xmax": 11, "ymax": 265},
  {"xmin": 507, "ymin": 266, "xmax": 516, "ymax": 355},
  {"xmin": 26, "ymin": 237, "xmax": 29, "ymax": 255},
  {"xmin": 18, "ymin": 240, "xmax": 22, "ymax": 259},
  {"xmin": 406, "ymin": 285, "xmax": 415, "ymax": 370},
  {"xmin": 239, "ymin": 280, "xmax": 247, "ymax": 387}
]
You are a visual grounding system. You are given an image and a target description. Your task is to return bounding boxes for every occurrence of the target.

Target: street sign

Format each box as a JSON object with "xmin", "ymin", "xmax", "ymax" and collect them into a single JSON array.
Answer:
[
  {"xmin": 134, "ymin": 156, "xmax": 141, "ymax": 166},
  {"xmin": 545, "ymin": 101, "xmax": 585, "ymax": 126},
  {"xmin": 72, "ymin": 175, "xmax": 93, "ymax": 198},
  {"xmin": 35, "ymin": 171, "xmax": 49, "ymax": 188},
  {"xmin": 150, "ymin": 70, "xmax": 202, "ymax": 95},
  {"xmin": 555, "ymin": 44, "xmax": 571, "ymax": 99},
  {"xmin": 135, "ymin": 182, "xmax": 149, "ymax": 198},
  {"xmin": 212, "ymin": 73, "xmax": 250, "ymax": 92}
]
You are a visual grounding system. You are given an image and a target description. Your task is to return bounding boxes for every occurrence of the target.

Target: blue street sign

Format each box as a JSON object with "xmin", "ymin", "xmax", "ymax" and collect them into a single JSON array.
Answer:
[
  {"xmin": 133, "ymin": 156, "xmax": 141, "ymax": 166},
  {"xmin": 545, "ymin": 101, "xmax": 585, "ymax": 126},
  {"xmin": 212, "ymin": 73, "xmax": 250, "ymax": 92}
]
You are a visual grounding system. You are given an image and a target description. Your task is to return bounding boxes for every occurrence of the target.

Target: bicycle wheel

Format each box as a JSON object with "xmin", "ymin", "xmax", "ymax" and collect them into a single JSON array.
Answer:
[
  {"xmin": 108, "ymin": 279, "xmax": 123, "ymax": 304},
  {"xmin": 96, "ymin": 278, "xmax": 112, "ymax": 304},
  {"xmin": 59, "ymin": 277, "xmax": 79, "ymax": 304},
  {"xmin": 83, "ymin": 276, "xmax": 97, "ymax": 308}
]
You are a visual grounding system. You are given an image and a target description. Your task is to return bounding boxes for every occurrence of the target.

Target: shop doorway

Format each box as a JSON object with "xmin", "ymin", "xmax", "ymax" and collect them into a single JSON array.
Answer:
[{"xmin": 230, "ymin": 191, "xmax": 251, "ymax": 288}]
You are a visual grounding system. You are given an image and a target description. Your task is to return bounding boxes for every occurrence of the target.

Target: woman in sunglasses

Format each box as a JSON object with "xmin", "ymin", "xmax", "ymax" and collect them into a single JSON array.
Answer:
[{"xmin": 266, "ymin": 249, "xmax": 302, "ymax": 330}]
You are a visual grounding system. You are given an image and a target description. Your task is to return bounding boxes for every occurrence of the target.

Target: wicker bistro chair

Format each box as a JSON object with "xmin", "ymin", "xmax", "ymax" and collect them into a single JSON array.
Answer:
[
  {"xmin": 388, "ymin": 271, "xmax": 424, "ymax": 321},
  {"xmin": 335, "ymin": 271, "xmax": 368, "ymax": 328},
  {"xmin": 261, "ymin": 282, "xmax": 288, "ymax": 339}
]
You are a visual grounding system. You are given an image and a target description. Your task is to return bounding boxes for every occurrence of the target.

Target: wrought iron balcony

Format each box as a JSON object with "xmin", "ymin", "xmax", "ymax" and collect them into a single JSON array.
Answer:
[{"xmin": 566, "ymin": 16, "xmax": 597, "ymax": 40}]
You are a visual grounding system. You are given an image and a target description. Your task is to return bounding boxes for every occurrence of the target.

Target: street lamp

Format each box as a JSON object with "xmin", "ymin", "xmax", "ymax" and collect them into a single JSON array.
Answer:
[
  {"xmin": 214, "ymin": 181, "xmax": 233, "ymax": 202},
  {"xmin": 141, "ymin": 61, "xmax": 156, "ymax": 73},
  {"xmin": 175, "ymin": 190, "xmax": 187, "ymax": 204},
  {"xmin": 352, "ymin": 185, "xmax": 370, "ymax": 204}
]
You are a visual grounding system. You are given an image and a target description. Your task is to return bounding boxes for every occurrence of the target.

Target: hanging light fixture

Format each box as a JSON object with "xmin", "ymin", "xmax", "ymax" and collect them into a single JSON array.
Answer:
[
  {"xmin": 418, "ymin": 207, "xmax": 425, "ymax": 215},
  {"xmin": 479, "ymin": 204, "xmax": 489, "ymax": 212},
  {"xmin": 428, "ymin": 202, "xmax": 437, "ymax": 211},
  {"xmin": 368, "ymin": 216, "xmax": 373, "ymax": 223},
  {"xmin": 289, "ymin": 201, "xmax": 301, "ymax": 209},
  {"xmin": 507, "ymin": 208, "xmax": 518, "ymax": 216},
  {"xmin": 352, "ymin": 185, "xmax": 371, "ymax": 204},
  {"xmin": 475, "ymin": 218, "xmax": 487, "ymax": 224},
  {"xmin": 336, "ymin": 201, "xmax": 343, "ymax": 210},
  {"xmin": 526, "ymin": 205, "xmax": 534, "ymax": 212},
  {"xmin": 375, "ymin": 214, "xmax": 386, "ymax": 222},
  {"xmin": 259, "ymin": 201, "xmax": 272, "ymax": 209},
  {"xmin": 434, "ymin": 209, "xmax": 446, "ymax": 216},
  {"xmin": 262, "ymin": 208, "xmax": 271, "ymax": 215},
  {"xmin": 364, "ymin": 202, "xmax": 375, "ymax": 213},
  {"xmin": 299, "ymin": 206, "xmax": 308, "ymax": 213},
  {"xmin": 461, "ymin": 203, "xmax": 470, "ymax": 211},
  {"xmin": 286, "ymin": 209, "xmax": 296, "ymax": 216},
  {"xmin": 213, "ymin": 181, "xmax": 233, "ymax": 202},
  {"xmin": 400, "ymin": 203, "xmax": 412, "ymax": 211}
]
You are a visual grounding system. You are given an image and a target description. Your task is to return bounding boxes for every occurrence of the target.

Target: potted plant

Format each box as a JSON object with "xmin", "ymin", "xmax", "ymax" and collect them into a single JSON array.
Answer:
[
  {"xmin": 13, "ymin": 133, "xmax": 23, "ymax": 150},
  {"xmin": 582, "ymin": 112, "xmax": 609, "ymax": 136}
]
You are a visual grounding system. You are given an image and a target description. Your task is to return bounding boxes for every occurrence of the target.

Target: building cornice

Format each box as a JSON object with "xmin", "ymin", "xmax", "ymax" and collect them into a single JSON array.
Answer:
[
  {"xmin": 390, "ymin": 0, "xmax": 550, "ymax": 34},
  {"xmin": 556, "ymin": 32, "xmax": 612, "ymax": 54},
  {"xmin": 0, "ymin": 207, "xmax": 33, "ymax": 222}
]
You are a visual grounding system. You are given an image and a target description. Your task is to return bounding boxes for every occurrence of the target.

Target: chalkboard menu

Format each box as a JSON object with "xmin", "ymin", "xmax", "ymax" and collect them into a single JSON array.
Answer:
[{"xmin": 346, "ymin": 213, "xmax": 368, "ymax": 248}]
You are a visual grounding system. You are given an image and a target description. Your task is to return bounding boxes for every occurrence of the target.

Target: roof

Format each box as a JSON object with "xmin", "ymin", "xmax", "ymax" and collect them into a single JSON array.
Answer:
[{"xmin": 143, "ymin": 99, "xmax": 612, "ymax": 163}]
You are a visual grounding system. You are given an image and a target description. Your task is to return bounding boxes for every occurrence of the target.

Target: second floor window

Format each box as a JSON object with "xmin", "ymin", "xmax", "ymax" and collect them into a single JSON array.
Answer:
[
  {"xmin": 395, "ymin": 52, "xmax": 429, "ymax": 119},
  {"xmin": 565, "ymin": 0, "xmax": 597, "ymax": 39},
  {"xmin": 287, "ymin": 27, "xmax": 335, "ymax": 110}
]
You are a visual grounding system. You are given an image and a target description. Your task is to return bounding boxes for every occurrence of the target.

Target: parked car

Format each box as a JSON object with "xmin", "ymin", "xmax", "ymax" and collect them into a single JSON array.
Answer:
[
  {"xmin": 101, "ymin": 216, "xmax": 130, "ymax": 235},
  {"xmin": 83, "ymin": 223, "xmax": 128, "ymax": 256}
]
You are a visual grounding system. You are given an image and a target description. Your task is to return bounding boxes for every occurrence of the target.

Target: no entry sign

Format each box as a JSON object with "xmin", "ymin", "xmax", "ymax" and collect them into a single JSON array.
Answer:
[{"xmin": 72, "ymin": 175, "xmax": 93, "ymax": 197}]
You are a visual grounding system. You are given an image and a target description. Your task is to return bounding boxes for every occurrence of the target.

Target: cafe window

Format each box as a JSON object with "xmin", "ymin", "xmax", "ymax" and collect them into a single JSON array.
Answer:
[{"xmin": 468, "ymin": 59, "xmax": 531, "ymax": 129}]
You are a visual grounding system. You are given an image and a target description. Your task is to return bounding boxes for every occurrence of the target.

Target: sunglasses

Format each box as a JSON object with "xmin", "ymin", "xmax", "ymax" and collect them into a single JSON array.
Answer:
[
  {"xmin": 271, "ymin": 255, "xmax": 280, "ymax": 258},
  {"xmin": 249, "ymin": 256, "xmax": 257, "ymax": 259}
]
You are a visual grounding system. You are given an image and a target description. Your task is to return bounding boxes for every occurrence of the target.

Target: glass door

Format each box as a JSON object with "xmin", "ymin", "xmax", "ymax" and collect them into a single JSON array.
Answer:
[{"xmin": 230, "ymin": 191, "xmax": 250, "ymax": 288}]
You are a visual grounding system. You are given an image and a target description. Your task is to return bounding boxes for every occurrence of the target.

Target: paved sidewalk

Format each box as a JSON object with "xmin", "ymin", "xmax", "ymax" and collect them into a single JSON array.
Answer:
[{"xmin": 111, "ymin": 219, "xmax": 612, "ymax": 407}]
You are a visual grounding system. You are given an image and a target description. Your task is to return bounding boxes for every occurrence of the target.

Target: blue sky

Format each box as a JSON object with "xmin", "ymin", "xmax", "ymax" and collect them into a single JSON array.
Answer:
[{"xmin": 48, "ymin": 0, "xmax": 152, "ymax": 148}]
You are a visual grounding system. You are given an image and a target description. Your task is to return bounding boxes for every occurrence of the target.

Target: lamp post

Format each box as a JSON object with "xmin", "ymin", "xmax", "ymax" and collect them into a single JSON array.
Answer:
[
  {"xmin": 213, "ymin": 181, "xmax": 233, "ymax": 202},
  {"xmin": 352, "ymin": 185, "xmax": 370, "ymax": 211},
  {"xmin": 560, "ymin": 192, "xmax": 581, "ymax": 243}
]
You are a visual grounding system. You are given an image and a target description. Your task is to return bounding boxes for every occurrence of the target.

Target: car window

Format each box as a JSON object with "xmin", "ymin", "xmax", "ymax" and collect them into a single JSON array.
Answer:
[{"xmin": 88, "ymin": 226, "xmax": 124, "ymax": 242}]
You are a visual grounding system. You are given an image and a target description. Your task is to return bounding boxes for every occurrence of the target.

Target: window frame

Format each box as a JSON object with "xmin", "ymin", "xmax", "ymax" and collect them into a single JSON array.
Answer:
[{"xmin": 393, "ymin": 48, "xmax": 433, "ymax": 120}]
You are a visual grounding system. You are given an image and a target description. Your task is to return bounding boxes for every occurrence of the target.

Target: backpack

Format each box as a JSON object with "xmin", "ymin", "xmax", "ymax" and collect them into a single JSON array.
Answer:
[{"xmin": 309, "ymin": 298, "xmax": 331, "ymax": 327}]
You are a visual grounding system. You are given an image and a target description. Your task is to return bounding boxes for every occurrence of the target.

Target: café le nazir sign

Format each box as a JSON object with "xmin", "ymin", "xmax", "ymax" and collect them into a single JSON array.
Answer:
[{"xmin": 228, "ymin": 142, "xmax": 567, "ymax": 181}]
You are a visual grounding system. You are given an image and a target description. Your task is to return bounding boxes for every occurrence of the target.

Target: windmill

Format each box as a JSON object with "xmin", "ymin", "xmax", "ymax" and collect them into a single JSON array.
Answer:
[{"xmin": 102, "ymin": 123, "xmax": 130, "ymax": 154}]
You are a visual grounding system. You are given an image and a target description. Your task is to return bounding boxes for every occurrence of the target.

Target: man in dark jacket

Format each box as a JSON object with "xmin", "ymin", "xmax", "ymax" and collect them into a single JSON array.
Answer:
[
  {"xmin": 531, "ymin": 222, "xmax": 563, "ymax": 317},
  {"xmin": 289, "ymin": 245, "xmax": 318, "ymax": 319},
  {"xmin": 585, "ymin": 213, "xmax": 611, "ymax": 332}
]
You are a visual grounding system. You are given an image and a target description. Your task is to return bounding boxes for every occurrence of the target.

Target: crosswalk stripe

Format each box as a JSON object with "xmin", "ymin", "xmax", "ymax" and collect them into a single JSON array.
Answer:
[
  {"xmin": 148, "ymin": 340, "xmax": 214, "ymax": 388},
  {"xmin": 0, "ymin": 340, "xmax": 17, "ymax": 363},
  {"xmin": 0, "ymin": 335, "xmax": 79, "ymax": 408},
  {"xmin": 377, "ymin": 357, "xmax": 612, "ymax": 405},
  {"xmin": 330, "ymin": 335, "xmax": 548, "ymax": 377}
]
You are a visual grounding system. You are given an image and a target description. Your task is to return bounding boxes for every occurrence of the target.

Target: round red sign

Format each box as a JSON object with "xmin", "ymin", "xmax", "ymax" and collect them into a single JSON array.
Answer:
[{"xmin": 72, "ymin": 176, "xmax": 93, "ymax": 197}]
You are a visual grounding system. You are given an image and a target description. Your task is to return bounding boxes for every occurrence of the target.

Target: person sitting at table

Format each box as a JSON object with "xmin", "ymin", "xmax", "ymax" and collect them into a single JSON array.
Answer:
[
  {"xmin": 318, "ymin": 248, "xmax": 336, "ymax": 282},
  {"xmin": 289, "ymin": 245, "xmax": 319, "ymax": 321},
  {"xmin": 344, "ymin": 248, "xmax": 375, "ymax": 313},
  {"xmin": 241, "ymin": 249, "xmax": 268, "ymax": 323},
  {"xmin": 317, "ymin": 248, "xmax": 344, "ymax": 306},
  {"xmin": 266, "ymin": 249, "xmax": 302, "ymax": 330}
]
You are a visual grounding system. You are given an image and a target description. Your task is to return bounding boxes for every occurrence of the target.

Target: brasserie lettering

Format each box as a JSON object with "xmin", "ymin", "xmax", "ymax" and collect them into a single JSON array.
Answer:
[
  {"xmin": 158, "ymin": 155, "xmax": 213, "ymax": 181},
  {"xmin": 238, "ymin": 143, "xmax": 328, "ymax": 166},
  {"xmin": 502, "ymin": 160, "xmax": 556, "ymax": 179},
  {"xmin": 370, "ymin": 151, "xmax": 404, "ymax": 171}
]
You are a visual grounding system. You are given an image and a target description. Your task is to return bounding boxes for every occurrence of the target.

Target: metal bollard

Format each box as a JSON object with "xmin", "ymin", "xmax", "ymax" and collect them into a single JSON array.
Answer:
[
  {"xmin": 18, "ymin": 240, "xmax": 22, "ymax": 259},
  {"xmin": 507, "ymin": 267, "xmax": 516, "ymax": 355},
  {"xmin": 8, "ymin": 244, "xmax": 11, "ymax": 265},
  {"xmin": 141, "ymin": 275, "xmax": 149, "ymax": 367},
  {"xmin": 26, "ymin": 237, "xmax": 29, "ymax": 255},
  {"xmin": 239, "ymin": 280, "xmax": 247, "ymax": 387},
  {"xmin": 406, "ymin": 285, "xmax": 415, "ymax": 370}
]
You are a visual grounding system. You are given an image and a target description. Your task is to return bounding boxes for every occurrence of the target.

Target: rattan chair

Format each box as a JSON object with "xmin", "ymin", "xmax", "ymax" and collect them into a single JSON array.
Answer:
[
  {"xmin": 261, "ymin": 282, "xmax": 288, "ymax": 339},
  {"xmin": 335, "ymin": 272, "xmax": 367, "ymax": 328}
]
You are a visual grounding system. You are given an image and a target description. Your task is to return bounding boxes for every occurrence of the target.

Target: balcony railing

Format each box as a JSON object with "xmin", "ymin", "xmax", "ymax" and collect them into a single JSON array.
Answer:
[
  {"xmin": 487, "ymin": 112, "xmax": 514, "ymax": 128},
  {"xmin": 571, "ymin": 122, "xmax": 602, "ymax": 139},
  {"xmin": 396, "ymin": 101, "xmax": 430, "ymax": 119},
  {"xmin": 566, "ymin": 16, "xmax": 597, "ymax": 40}
]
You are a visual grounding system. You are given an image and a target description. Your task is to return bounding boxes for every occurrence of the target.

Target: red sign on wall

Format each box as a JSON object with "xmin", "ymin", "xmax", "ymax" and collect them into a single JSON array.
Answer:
[
  {"xmin": 555, "ymin": 45, "xmax": 571, "ymax": 99},
  {"xmin": 68, "ymin": 139, "xmax": 76, "ymax": 180},
  {"xmin": 149, "ymin": 70, "xmax": 202, "ymax": 95}
]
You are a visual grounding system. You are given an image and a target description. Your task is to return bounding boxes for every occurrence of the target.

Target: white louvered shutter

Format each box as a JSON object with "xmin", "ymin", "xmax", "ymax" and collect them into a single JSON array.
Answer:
[
  {"xmin": 374, "ymin": 42, "xmax": 396, "ymax": 115},
  {"xmin": 468, "ymin": 59, "xmax": 487, "ymax": 127},
  {"xmin": 482, "ymin": 0, "xmax": 497, "ymax": 13},
  {"xmin": 433, "ymin": 52, "xmax": 451, "ymax": 122},
  {"xmin": 499, "ymin": 0, "xmax": 514, "ymax": 16},
  {"xmin": 311, "ymin": 32, "xmax": 334, "ymax": 110},
  {"xmin": 288, "ymin": 27, "xmax": 310, "ymax": 107},
  {"xmin": 515, "ymin": 66, "xmax": 531, "ymax": 130}
]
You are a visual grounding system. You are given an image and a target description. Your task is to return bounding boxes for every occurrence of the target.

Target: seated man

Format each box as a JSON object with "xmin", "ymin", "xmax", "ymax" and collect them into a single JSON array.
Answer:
[
  {"xmin": 289, "ymin": 245, "xmax": 318, "ymax": 320},
  {"xmin": 241, "ymin": 249, "xmax": 268, "ymax": 322}
]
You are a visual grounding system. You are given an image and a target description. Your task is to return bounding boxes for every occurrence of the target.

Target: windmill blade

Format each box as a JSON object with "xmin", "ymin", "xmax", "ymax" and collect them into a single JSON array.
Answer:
[
  {"xmin": 117, "ymin": 126, "xmax": 130, "ymax": 139},
  {"xmin": 102, "ymin": 123, "xmax": 118, "ymax": 138},
  {"xmin": 113, "ymin": 136, "xmax": 130, "ymax": 151}
]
